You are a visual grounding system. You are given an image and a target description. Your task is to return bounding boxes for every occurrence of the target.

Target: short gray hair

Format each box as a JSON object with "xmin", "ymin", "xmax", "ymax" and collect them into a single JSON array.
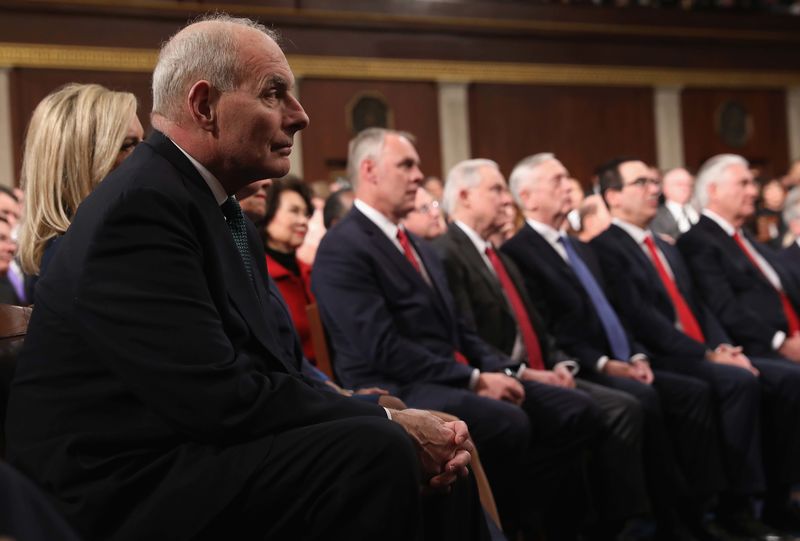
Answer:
[
  {"xmin": 694, "ymin": 154, "xmax": 749, "ymax": 209},
  {"xmin": 152, "ymin": 13, "xmax": 277, "ymax": 120},
  {"xmin": 509, "ymin": 152, "xmax": 556, "ymax": 206},
  {"xmin": 346, "ymin": 128, "xmax": 415, "ymax": 188},
  {"xmin": 442, "ymin": 159, "xmax": 499, "ymax": 214},
  {"xmin": 784, "ymin": 186, "xmax": 800, "ymax": 225}
]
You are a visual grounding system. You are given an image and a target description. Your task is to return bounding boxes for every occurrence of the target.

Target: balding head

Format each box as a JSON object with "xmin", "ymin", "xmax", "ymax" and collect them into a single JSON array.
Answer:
[{"xmin": 150, "ymin": 14, "xmax": 308, "ymax": 194}]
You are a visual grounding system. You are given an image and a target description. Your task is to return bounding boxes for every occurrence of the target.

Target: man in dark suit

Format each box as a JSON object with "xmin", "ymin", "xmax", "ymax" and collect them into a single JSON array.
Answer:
[
  {"xmin": 432, "ymin": 158, "xmax": 656, "ymax": 538},
  {"xmin": 650, "ymin": 167, "xmax": 699, "ymax": 242},
  {"xmin": 312, "ymin": 128, "xmax": 603, "ymax": 539},
  {"xmin": 6, "ymin": 16, "xmax": 482, "ymax": 541},
  {"xmin": 501, "ymin": 153, "xmax": 728, "ymax": 540},
  {"xmin": 678, "ymin": 153, "xmax": 800, "ymax": 532},
  {"xmin": 0, "ymin": 217, "xmax": 21, "ymax": 305},
  {"xmin": 593, "ymin": 156, "xmax": 800, "ymax": 538}
]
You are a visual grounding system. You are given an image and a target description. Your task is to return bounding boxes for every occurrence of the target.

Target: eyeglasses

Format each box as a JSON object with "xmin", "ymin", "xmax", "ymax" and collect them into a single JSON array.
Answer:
[
  {"xmin": 624, "ymin": 177, "xmax": 661, "ymax": 189},
  {"xmin": 415, "ymin": 200, "xmax": 440, "ymax": 214}
]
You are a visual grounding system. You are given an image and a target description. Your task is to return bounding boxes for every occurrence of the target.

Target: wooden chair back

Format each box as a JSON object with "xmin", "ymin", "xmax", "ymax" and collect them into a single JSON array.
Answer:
[{"xmin": 305, "ymin": 303, "xmax": 334, "ymax": 380}]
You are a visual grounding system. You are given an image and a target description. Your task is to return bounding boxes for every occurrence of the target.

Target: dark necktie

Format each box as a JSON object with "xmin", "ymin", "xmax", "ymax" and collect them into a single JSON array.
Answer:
[
  {"xmin": 559, "ymin": 235, "xmax": 631, "ymax": 361},
  {"xmin": 642, "ymin": 235, "xmax": 706, "ymax": 343},
  {"xmin": 732, "ymin": 231, "xmax": 800, "ymax": 335},
  {"xmin": 221, "ymin": 196, "xmax": 254, "ymax": 286},
  {"xmin": 485, "ymin": 246, "xmax": 544, "ymax": 370}
]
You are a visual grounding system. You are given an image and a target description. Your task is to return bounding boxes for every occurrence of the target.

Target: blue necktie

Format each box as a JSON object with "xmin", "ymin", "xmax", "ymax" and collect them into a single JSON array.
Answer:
[
  {"xmin": 221, "ymin": 196, "xmax": 255, "ymax": 287},
  {"xmin": 558, "ymin": 235, "xmax": 631, "ymax": 361}
]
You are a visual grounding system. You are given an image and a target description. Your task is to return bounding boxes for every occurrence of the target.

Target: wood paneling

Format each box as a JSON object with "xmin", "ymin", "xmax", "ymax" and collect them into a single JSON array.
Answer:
[
  {"xmin": 9, "ymin": 68, "xmax": 152, "ymax": 182},
  {"xmin": 298, "ymin": 78, "xmax": 441, "ymax": 182},
  {"xmin": 469, "ymin": 84, "xmax": 656, "ymax": 185},
  {"xmin": 681, "ymin": 88, "xmax": 788, "ymax": 179}
]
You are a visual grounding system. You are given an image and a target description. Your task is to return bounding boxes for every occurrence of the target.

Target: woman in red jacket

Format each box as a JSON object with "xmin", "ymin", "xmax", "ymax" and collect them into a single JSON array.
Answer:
[{"xmin": 262, "ymin": 177, "xmax": 318, "ymax": 364}]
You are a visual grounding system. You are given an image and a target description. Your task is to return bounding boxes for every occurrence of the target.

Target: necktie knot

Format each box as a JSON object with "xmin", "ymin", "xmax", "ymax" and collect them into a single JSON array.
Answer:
[
  {"xmin": 396, "ymin": 227, "xmax": 422, "ymax": 274},
  {"xmin": 222, "ymin": 195, "xmax": 244, "ymax": 223}
]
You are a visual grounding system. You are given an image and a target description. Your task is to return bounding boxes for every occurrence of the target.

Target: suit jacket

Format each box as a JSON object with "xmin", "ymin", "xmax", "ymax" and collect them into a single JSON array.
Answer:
[
  {"xmin": 590, "ymin": 224, "xmax": 730, "ymax": 362},
  {"xmin": 432, "ymin": 223, "xmax": 568, "ymax": 367},
  {"xmin": 5, "ymin": 131, "xmax": 383, "ymax": 541},
  {"xmin": 778, "ymin": 241, "xmax": 800, "ymax": 284},
  {"xmin": 501, "ymin": 223, "xmax": 646, "ymax": 371},
  {"xmin": 650, "ymin": 204, "xmax": 681, "ymax": 241},
  {"xmin": 311, "ymin": 207, "xmax": 514, "ymax": 394},
  {"xmin": 677, "ymin": 214, "xmax": 800, "ymax": 357}
]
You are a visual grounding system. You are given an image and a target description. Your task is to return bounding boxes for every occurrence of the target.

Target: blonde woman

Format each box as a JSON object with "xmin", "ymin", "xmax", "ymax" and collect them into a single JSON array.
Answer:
[{"xmin": 18, "ymin": 83, "xmax": 142, "ymax": 284}]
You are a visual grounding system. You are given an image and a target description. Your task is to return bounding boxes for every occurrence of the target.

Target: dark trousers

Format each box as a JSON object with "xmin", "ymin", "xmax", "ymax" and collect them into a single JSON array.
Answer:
[
  {"xmin": 576, "ymin": 379, "xmax": 649, "ymax": 522},
  {"xmin": 584, "ymin": 369, "xmax": 726, "ymax": 528},
  {"xmin": 200, "ymin": 417, "xmax": 428, "ymax": 541},
  {"xmin": 654, "ymin": 356, "xmax": 765, "ymax": 495},
  {"xmin": 401, "ymin": 380, "xmax": 602, "ymax": 538}
]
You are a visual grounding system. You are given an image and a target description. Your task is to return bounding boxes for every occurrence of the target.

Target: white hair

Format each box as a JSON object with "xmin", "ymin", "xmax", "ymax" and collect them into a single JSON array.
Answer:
[
  {"xmin": 693, "ymin": 154, "xmax": 749, "ymax": 209},
  {"xmin": 784, "ymin": 186, "xmax": 800, "ymax": 225},
  {"xmin": 346, "ymin": 128, "xmax": 388, "ymax": 188},
  {"xmin": 152, "ymin": 13, "xmax": 277, "ymax": 120},
  {"xmin": 508, "ymin": 152, "xmax": 556, "ymax": 206},
  {"xmin": 442, "ymin": 159, "xmax": 499, "ymax": 214},
  {"xmin": 346, "ymin": 128, "xmax": 415, "ymax": 188}
]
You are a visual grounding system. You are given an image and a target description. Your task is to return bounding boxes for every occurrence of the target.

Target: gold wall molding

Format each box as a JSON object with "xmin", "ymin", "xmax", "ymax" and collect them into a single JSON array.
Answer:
[
  {"xmin": 12, "ymin": 0, "xmax": 800, "ymax": 43},
  {"xmin": 2, "ymin": 42, "xmax": 800, "ymax": 88}
]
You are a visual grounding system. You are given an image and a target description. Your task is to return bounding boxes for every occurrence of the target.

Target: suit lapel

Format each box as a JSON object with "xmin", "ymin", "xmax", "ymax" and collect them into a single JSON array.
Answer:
[
  {"xmin": 447, "ymin": 224, "xmax": 507, "ymax": 304},
  {"xmin": 148, "ymin": 132, "xmax": 296, "ymax": 373},
  {"xmin": 610, "ymin": 225, "xmax": 673, "ymax": 305},
  {"xmin": 522, "ymin": 224, "xmax": 581, "ymax": 288}
]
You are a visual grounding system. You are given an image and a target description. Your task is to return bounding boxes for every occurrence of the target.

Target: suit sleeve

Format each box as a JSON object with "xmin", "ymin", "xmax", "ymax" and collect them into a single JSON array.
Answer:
[
  {"xmin": 590, "ymin": 237, "xmax": 707, "ymax": 360},
  {"xmin": 677, "ymin": 231, "xmax": 779, "ymax": 356},
  {"xmin": 312, "ymin": 232, "xmax": 475, "ymax": 387},
  {"xmin": 74, "ymin": 188, "xmax": 385, "ymax": 444}
]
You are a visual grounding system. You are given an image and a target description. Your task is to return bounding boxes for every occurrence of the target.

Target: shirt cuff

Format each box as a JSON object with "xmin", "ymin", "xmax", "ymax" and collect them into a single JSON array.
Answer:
[
  {"xmin": 468, "ymin": 368, "xmax": 480, "ymax": 391},
  {"xmin": 630, "ymin": 353, "xmax": 649, "ymax": 363},
  {"xmin": 596, "ymin": 355, "xmax": 610, "ymax": 372},
  {"xmin": 773, "ymin": 331, "xmax": 787, "ymax": 351},
  {"xmin": 555, "ymin": 360, "xmax": 580, "ymax": 376},
  {"xmin": 383, "ymin": 407, "xmax": 392, "ymax": 420}
]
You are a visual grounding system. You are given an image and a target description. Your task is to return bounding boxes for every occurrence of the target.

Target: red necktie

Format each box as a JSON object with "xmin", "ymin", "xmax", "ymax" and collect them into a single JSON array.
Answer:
[
  {"xmin": 397, "ymin": 228, "xmax": 469, "ymax": 365},
  {"xmin": 732, "ymin": 232, "xmax": 800, "ymax": 336},
  {"xmin": 396, "ymin": 228, "xmax": 421, "ymax": 274},
  {"xmin": 643, "ymin": 235, "xmax": 706, "ymax": 344},
  {"xmin": 485, "ymin": 246, "xmax": 545, "ymax": 370}
]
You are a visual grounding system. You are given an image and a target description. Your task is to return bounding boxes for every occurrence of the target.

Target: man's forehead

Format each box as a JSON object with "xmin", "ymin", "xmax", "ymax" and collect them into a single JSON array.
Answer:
[
  {"xmin": 480, "ymin": 166, "xmax": 505, "ymax": 185},
  {"xmin": 385, "ymin": 134, "xmax": 419, "ymax": 159},
  {"xmin": 619, "ymin": 160, "xmax": 648, "ymax": 178}
]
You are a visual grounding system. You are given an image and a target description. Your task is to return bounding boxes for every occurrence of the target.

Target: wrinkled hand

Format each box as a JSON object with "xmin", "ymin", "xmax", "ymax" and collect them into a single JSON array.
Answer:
[
  {"xmin": 779, "ymin": 334, "xmax": 800, "ymax": 363},
  {"xmin": 604, "ymin": 359, "xmax": 653, "ymax": 385},
  {"xmin": 553, "ymin": 364, "xmax": 577, "ymax": 388},
  {"xmin": 476, "ymin": 372, "xmax": 525, "ymax": 405},
  {"xmin": 707, "ymin": 344, "xmax": 759, "ymax": 376},
  {"xmin": 391, "ymin": 408, "xmax": 474, "ymax": 491}
]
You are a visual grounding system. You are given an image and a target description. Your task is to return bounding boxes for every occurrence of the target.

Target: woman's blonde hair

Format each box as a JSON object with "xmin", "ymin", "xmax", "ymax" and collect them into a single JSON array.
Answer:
[{"xmin": 17, "ymin": 83, "xmax": 138, "ymax": 275}]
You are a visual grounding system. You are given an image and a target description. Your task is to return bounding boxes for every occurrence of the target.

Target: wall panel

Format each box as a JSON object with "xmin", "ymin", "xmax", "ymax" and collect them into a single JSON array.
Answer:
[
  {"xmin": 469, "ymin": 84, "xmax": 656, "ymax": 185},
  {"xmin": 298, "ymin": 78, "xmax": 441, "ymax": 182},
  {"xmin": 9, "ymin": 68, "xmax": 152, "ymax": 182},
  {"xmin": 681, "ymin": 88, "xmax": 788, "ymax": 179}
]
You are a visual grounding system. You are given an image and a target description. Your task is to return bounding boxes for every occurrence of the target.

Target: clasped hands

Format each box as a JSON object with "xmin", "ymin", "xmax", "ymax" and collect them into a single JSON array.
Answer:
[
  {"xmin": 391, "ymin": 408, "xmax": 474, "ymax": 492},
  {"xmin": 706, "ymin": 343, "xmax": 759, "ymax": 376}
]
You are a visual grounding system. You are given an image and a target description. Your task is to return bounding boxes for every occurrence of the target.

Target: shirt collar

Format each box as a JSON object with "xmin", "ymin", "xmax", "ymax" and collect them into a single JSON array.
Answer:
[
  {"xmin": 664, "ymin": 199, "xmax": 685, "ymax": 218},
  {"xmin": 354, "ymin": 199, "xmax": 400, "ymax": 241},
  {"xmin": 526, "ymin": 217, "xmax": 563, "ymax": 247},
  {"xmin": 612, "ymin": 217, "xmax": 649, "ymax": 245},
  {"xmin": 702, "ymin": 208, "xmax": 736, "ymax": 236},
  {"xmin": 454, "ymin": 220, "xmax": 491, "ymax": 254},
  {"xmin": 170, "ymin": 139, "xmax": 228, "ymax": 206}
]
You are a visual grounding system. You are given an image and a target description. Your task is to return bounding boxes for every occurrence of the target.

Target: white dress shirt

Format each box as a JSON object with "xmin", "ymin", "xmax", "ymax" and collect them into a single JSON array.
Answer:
[{"xmin": 665, "ymin": 200, "xmax": 699, "ymax": 234}]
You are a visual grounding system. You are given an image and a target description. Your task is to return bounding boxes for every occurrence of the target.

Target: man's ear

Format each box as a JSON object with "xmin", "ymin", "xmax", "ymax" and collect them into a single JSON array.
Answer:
[
  {"xmin": 603, "ymin": 189, "xmax": 619, "ymax": 211},
  {"xmin": 186, "ymin": 80, "xmax": 219, "ymax": 132},
  {"xmin": 359, "ymin": 158, "xmax": 378, "ymax": 186}
]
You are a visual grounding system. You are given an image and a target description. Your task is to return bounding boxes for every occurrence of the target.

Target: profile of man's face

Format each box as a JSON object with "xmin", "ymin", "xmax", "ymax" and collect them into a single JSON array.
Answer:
[
  {"xmin": 0, "ymin": 193, "xmax": 20, "ymax": 228},
  {"xmin": 662, "ymin": 168, "xmax": 694, "ymax": 205},
  {"xmin": 373, "ymin": 134, "xmax": 424, "ymax": 221},
  {"xmin": 214, "ymin": 28, "xmax": 309, "ymax": 185},
  {"xmin": 523, "ymin": 159, "xmax": 571, "ymax": 221},
  {"xmin": 612, "ymin": 160, "xmax": 661, "ymax": 227},
  {"xmin": 0, "ymin": 220, "xmax": 15, "ymax": 275},
  {"xmin": 710, "ymin": 163, "xmax": 758, "ymax": 222}
]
